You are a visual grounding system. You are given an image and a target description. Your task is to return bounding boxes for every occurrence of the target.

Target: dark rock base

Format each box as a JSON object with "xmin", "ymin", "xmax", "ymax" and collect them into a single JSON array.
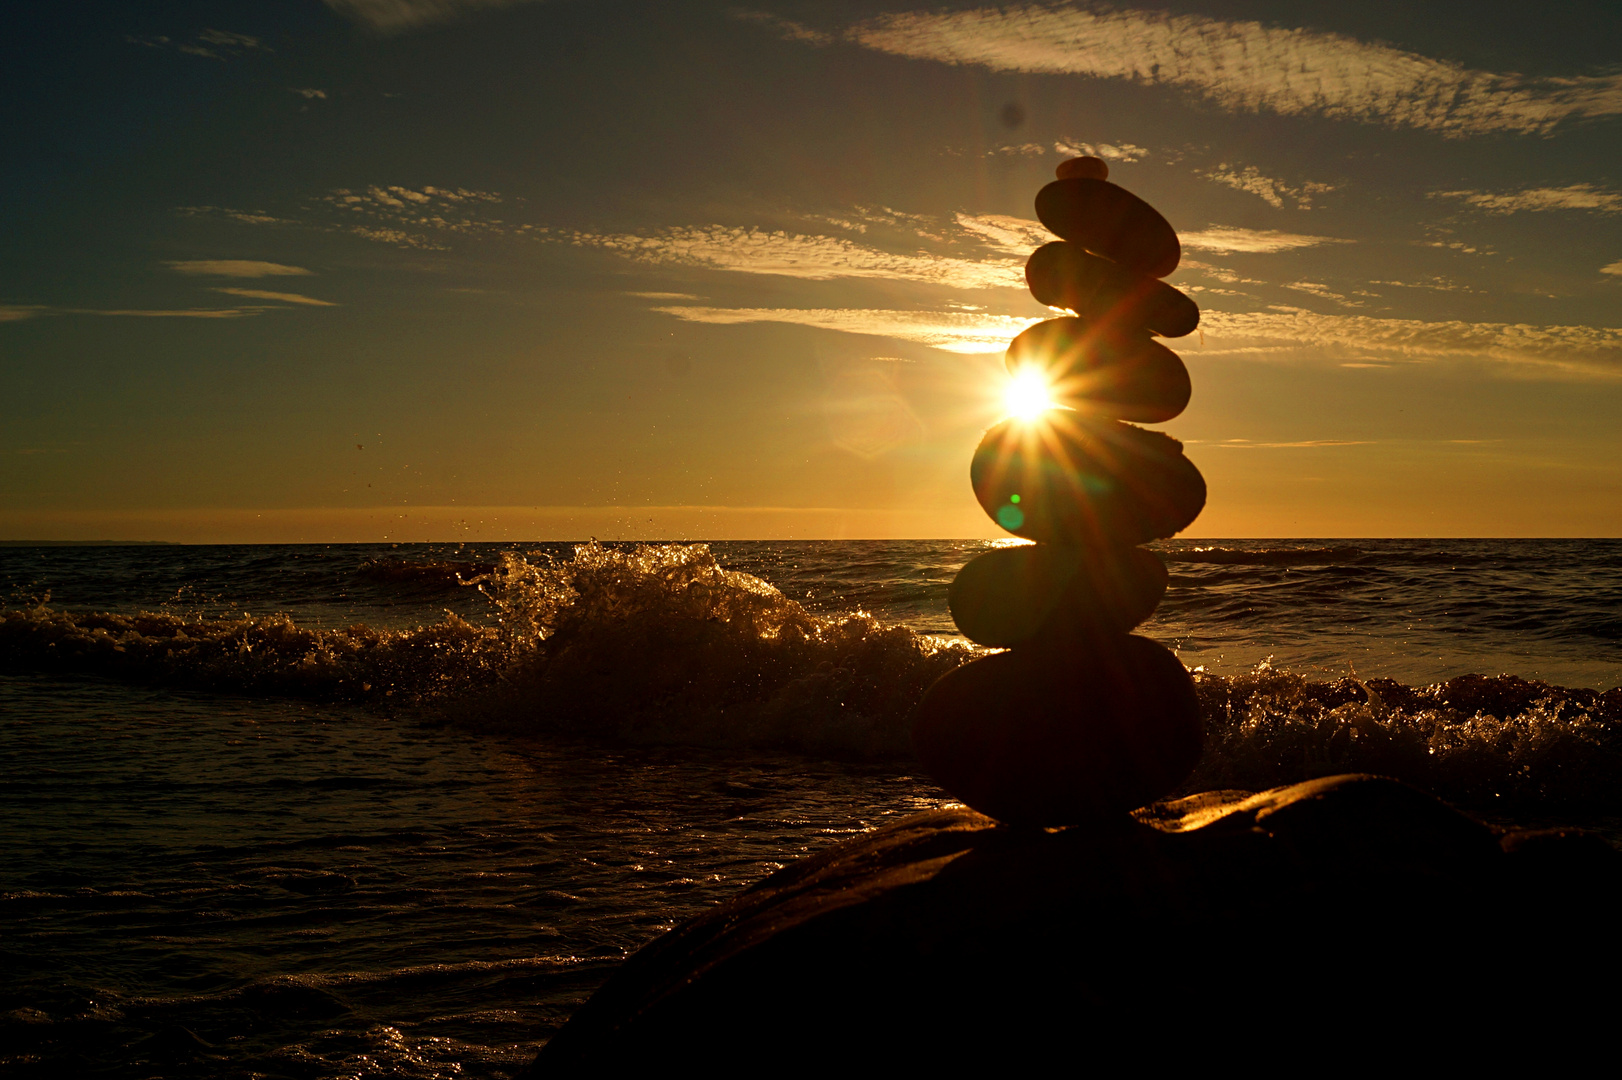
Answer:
[{"xmin": 527, "ymin": 775, "xmax": 1622, "ymax": 1071}]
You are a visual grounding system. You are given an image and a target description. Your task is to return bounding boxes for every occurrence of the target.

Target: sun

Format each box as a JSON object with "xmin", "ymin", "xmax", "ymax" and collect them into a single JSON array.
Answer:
[{"xmin": 1003, "ymin": 367, "xmax": 1056, "ymax": 421}]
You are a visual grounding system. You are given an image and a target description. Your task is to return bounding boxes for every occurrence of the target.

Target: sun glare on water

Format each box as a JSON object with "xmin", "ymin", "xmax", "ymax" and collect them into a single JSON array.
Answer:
[{"xmin": 1004, "ymin": 367, "xmax": 1056, "ymax": 421}]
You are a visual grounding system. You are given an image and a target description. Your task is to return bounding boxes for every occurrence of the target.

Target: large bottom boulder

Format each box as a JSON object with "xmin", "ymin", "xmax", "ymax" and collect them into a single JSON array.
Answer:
[{"xmin": 526, "ymin": 775, "xmax": 1622, "ymax": 1071}]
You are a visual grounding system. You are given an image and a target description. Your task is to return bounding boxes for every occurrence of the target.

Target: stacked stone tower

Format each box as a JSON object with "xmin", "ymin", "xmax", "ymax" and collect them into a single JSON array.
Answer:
[{"xmin": 912, "ymin": 157, "xmax": 1205, "ymax": 827}]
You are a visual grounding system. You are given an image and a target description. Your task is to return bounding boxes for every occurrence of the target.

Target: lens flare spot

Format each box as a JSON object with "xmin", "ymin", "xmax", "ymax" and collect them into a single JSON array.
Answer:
[
  {"xmin": 1004, "ymin": 367, "xmax": 1056, "ymax": 421},
  {"xmin": 996, "ymin": 503, "xmax": 1026, "ymax": 530}
]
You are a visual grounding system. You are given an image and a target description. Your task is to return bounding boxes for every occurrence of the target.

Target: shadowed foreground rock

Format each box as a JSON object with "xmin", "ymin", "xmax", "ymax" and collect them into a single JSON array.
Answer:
[{"xmin": 526, "ymin": 775, "xmax": 1622, "ymax": 1070}]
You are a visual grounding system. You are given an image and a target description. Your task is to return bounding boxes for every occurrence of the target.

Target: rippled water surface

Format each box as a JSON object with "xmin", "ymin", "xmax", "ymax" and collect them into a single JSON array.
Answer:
[{"xmin": 3, "ymin": 539, "xmax": 1619, "ymax": 1076}]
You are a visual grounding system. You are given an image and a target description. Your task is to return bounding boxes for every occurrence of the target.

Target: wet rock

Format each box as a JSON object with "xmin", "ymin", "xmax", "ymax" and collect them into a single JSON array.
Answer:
[
  {"xmin": 528, "ymin": 775, "xmax": 1618, "ymax": 1070},
  {"xmin": 1005, "ymin": 317, "xmax": 1191, "ymax": 422},
  {"xmin": 1024, "ymin": 243, "xmax": 1199, "ymax": 338},
  {"xmin": 1035, "ymin": 178, "xmax": 1181, "ymax": 278},
  {"xmin": 910, "ymin": 635, "xmax": 1201, "ymax": 826},
  {"xmin": 948, "ymin": 543, "xmax": 1166, "ymax": 646},
  {"xmin": 971, "ymin": 411, "xmax": 1205, "ymax": 544}
]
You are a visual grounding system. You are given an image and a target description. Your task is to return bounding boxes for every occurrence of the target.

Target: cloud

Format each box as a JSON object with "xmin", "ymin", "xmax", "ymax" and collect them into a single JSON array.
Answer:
[
  {"xmin": 568, "ymin": 226, "xmax": 1024, "ymax": 289},
  {"xmin": 1433, "ymin": 184, "xmax": 1622, "ymax": 214},
  {"xmin": 1054, "ymin": 140, "xmax": 1147, "ymax": 162},
  {"xmin": 291, "ymin": 88, "xmax": 328, "ymax": 100},
  {"xmin": 80, "ymin": 308, "xmax": 260, "ymax": 319},
  {"xmin": 128, "ymin": 29, "xmax": 267, "ymax": 59},
  {"xmin": 1180, "ymin": 227, "xmax": 1350, "ymax": 253},
  {"xmin": 819, "ymin": 4, "xmax": 1622, "ymax": 136},
  {"xmin": 1204, "ymin": 165, "xmax": 1334, "ymax": 209},
  {"xmin": 321, "ymin": 0, "xmax": 543, "ymax": 31},
  {"xmin": 213, "ymin": 288, "xmax": 337, "ymax": 306},
  {"xmin": 1208, "ymin": 439, "xmax": 1373, "ymax": 448},
  {"xmin": 953, "ymin": 213, "xmax": 1052, "ymax": 257},
  {"xmin": 732, "ymin": 11, "xmax": 836, "ymax": 46},
  {"xmin": 1196, "ymin": 308, "xmax": 1622, "ymax": 377},
  {"xmin": 167, "ymin": 260, "xmax": 313, "ymax": 277},
  {"xmin": 1, "ymin": 305, "xmax": 44, "ymax": 323},
  {"xmin": 654, "ymin": 306, "xmax": 1043, "ymax": 353},
  {"xmin": 1604, "ymin": 261, "xmax": 1622, "ymax": 276},
  {"xmin": 1283, "ymin": 282, "xmax": 1359, "ymax": 306},
  {"xmin": 177, "ymin": 206, "xmax": 292, "ymax": 226}
]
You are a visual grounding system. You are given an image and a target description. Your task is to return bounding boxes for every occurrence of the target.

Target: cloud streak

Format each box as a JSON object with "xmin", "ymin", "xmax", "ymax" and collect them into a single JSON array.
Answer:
[
  {"xmin": 1197, "ymin": 309, "xmax": 1622, "ymax": 377},
  {"xmin": 819, "ymin": 4, "xmax": 1622, "ymax": 136},
  {"xmin": 570, "ymin": 226, "xmax": 1024, "ymax": 289},
  {"xmin": 1181, "ymin": 227, "xmax": 1350, "ymax": 254},
  {"xmin": 1204, "ymin": 165, "xmax": 1334, "ymax": 209},
  {"xmin": 1434, "ymin": 184, "xmax": 1622, "ymax": 214},
  {"xmin": 167, "ymin": 260, "xmax": 313, "ymax": 277},
  {"xmin": 322, "ymin": 0, "xmax": 543, "ymax": 31},
  {"xmin": 214, "ymin": 288, "xmax": 337, "ymax": 306},
  {"xmin": 654, "ymin": 306, "xmax": 1042, "ymax": 353}
]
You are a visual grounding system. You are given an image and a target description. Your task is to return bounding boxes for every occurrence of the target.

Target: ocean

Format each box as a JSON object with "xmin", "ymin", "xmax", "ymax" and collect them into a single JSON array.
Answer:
[{"xmin": 4, "ymin": 538, "xmax": 1621, "ymax": 1077}]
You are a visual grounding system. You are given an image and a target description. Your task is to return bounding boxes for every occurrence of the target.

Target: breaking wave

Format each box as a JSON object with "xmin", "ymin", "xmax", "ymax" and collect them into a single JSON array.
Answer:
[
  {"xmin": 3, "ymin": 542, "xmax": 1620, "ymax": 809},
  {"xmin": 0, "ymin": 542, "xmax": 973, "ymax": 757}
]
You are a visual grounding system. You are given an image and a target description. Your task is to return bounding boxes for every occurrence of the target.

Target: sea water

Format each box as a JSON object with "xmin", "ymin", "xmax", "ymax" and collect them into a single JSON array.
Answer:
[{"xmin": 3, "ymin": 539, "xmax": 1620, "ymax": 1077}]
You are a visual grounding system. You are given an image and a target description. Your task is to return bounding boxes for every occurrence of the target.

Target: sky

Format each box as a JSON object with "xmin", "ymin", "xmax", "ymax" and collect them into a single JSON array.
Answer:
[{"xmin": 3, "ymin": 0, "xmax": 1621, "ymax": 541}]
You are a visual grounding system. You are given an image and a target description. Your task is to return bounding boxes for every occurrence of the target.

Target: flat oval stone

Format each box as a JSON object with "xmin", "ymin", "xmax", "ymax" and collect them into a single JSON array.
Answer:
[
  {"xmin": 1035, "ymin": 179, "xmax": 1180, "ymax": 279},
  {"xmin": 949, "ymin": 543, "xmax": 1167, "ymax": 647},
  {"xmin": 1005, "ymin": 318, "xmax": 1190, "ymax": 423},
  {"xmin": 971, "ymin": 411, "xmax": 1205, "ymax": 545},
  {"xmin": 1025, "ymin": 243, "xmax": 1199, "ymax": 338},
  {"xmin": 1055, "ymin": 156, "xmax": 1108, "ymax": 181},
  {"xmin": 911, "ymin": 635, "xmax": 1203, "ymax": 826}
]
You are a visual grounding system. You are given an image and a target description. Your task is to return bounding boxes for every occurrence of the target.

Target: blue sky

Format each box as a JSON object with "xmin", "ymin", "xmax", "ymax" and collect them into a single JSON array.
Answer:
[{"xmin": 4, "ymin": 1, "xmax": 1621, "ymax": 540}]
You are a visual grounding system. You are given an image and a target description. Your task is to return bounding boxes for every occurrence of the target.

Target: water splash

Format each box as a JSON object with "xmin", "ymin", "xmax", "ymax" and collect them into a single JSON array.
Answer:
[{"xmin": 4, "ymin": 542, "xmax": 1621, "ymax": 808}]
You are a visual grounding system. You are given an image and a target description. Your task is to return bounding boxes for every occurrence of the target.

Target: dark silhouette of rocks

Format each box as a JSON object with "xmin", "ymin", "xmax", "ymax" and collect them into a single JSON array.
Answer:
[
  {"xmin": 948, "ymin": 543, "xmax": 1167, "ymax": 647},
  {"xmin": 912, "ymin": 636, "xmax": 1203, "ymax": 825},
  {"xmin": 970, "ymin": 413, "xmax": 1206, "ymax": 545},
  {"xmin": 1025, "ymin": 242, "xmax": 1200, "ymax": 337},
  {"xmin": 525, "ymin": 775, "xmax": 1622, "ymax": 1070},
  {"xmin": 920, "ymin": 155, "xmax": 1206, "ymax": 826},
  {"xmin": 1035, "ymin": 176, "xmax": 1182, "ymax": 277},
  {"xmin": 1005, "ymin": 317, "xmax": 1191, "ymax": 421}
]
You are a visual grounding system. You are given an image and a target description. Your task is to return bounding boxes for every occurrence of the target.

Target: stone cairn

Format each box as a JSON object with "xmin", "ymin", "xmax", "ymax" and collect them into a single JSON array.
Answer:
[{"xmin": 912, "ymin": 156, "xmax": 1206, "ymax": 827}]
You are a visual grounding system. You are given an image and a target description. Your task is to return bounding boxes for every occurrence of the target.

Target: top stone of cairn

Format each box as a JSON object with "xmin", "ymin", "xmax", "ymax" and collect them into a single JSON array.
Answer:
[{"xmin": 1035, "ymin": 178, "xmax": 1181, "ymax": 279}]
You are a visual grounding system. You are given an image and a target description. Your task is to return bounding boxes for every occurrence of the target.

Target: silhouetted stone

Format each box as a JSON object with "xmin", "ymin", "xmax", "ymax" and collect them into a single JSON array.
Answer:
[
  {"xmin": 1055, "ymin": 155, "xmax": 1109, "ymax": 181},
  {"xmin": 1035, "ymin": 178, "xmax": 1181, "ymax": 278},
  {"xmin": 948, "ymin": 543, "xmax": 1166, "ymax": 646},
  {"xmin": 526, "ymin": 774, "xmax": 1616, "ymax": 1071},
  {"xmin": 909, "ymin": 635, "xmax": 1201, "ymax": 826},
  {"xmin": 1025, "ymin": 242, "xmax": 1199, "ymax": 337},
  {"xmin": 1005, "ymin": 317, "xmax": 1191, "ymax": 422},
  {"xmin": 971, "ymin": 411, "xmax": 1205, "ymax": 544}
]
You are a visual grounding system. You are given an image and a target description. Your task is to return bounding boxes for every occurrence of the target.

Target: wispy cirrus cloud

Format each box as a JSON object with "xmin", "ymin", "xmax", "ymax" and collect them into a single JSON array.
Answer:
[
  {"xmin": 213, "ymin": 288, "xmax": 336, "ymax": 306},
  {"xmin": 753, "ymin": 4, "xmax": 1622, "ymax": 137},
  {"xmin": 167, "ymin": 260, "xmax": 313, "ymax": 277},
  {"xmin": 568, "ymin": 226, "xmax": 1024, "ymax": 289},
  {"xmin": 1603, "ymin": 261, "xmax": 1622, "ymax": 276},
  {"xmin": 321, "ymin": 0, "xmax": 543, "ymax": 31},
  {"xmin": 1433, "ymin": 184, "xmax": 1622, "ymax": 214},
  {"xmin": 1054, "ymin": 139, "xmax": 1147, "ymax": 163},
  {"xmin": 1204, "ymin": 165, "xmax": 1334, "ymax": 209},
  {"xmin": 1205, "ymin": 438, "xmax": 1374, "ymax": 449},
  {"xmin": 653, "ymin": 306, "xmax": 1042, "ymax": 354},
  {"xmin": 1197, "ymin": 309, "xmax": 1622, "ymax": 377},
  {"xmin": 80, "ymin": 308, "xmax": 261, "ymax": 319},
  {"xmin": 952, "ymin": 214, "xmax": 1053, "ymax": 258},
  {"xmin": 1, "ymin": 305, "xmax": 45, "ymax": 323},
  {"xmin": 128, "ymin": 29, "xmax": 268, "ymax": 59},
  {"xmin": 1181, "ymin": 227, "xmax": 1351, "ymax": 254}
]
